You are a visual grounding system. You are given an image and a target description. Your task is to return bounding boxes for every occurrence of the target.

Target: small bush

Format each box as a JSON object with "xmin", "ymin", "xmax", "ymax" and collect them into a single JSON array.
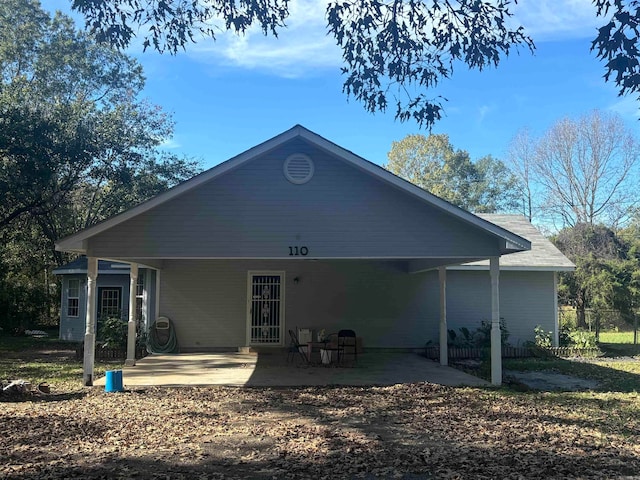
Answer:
[
  {"xmin": 447, "ymin": 327, "xmax": 474, "ymax": 348},
  {"xmin": 567, "ymin": 329, "xmax": 597, "ymax": 349},
  {"xmin": 476, "ymin": 319, "xmax": 510, "ymax": 348},
  {"xmin": 98, "ymin": 316, "xmax": 127, "ymax": 349},
  {"xmin": 559, "ymin": 325, "xmax": 573, "ymax": 347},
  {"xmin": 531, "ymin": 325, "xmax": 553, "ymax": 349},
  {"xmin": 448, "ymin": 319, "xmax": 509, "ymax": 348},
  {"xmin": 529, "ymin": 324, "xmax": 598, "ymax": 349}
]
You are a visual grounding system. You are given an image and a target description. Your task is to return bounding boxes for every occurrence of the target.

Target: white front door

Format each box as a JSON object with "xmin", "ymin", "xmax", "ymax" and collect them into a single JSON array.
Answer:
[{"xmin": 247, "ymin": 272, "xmax": 285, "ymax": 346}]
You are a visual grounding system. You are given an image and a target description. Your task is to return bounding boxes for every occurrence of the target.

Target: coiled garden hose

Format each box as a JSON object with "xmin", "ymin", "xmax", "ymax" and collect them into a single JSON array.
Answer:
[{"xmin": 147, "ymin": 318, "xmax": 179, "ymax": 354}]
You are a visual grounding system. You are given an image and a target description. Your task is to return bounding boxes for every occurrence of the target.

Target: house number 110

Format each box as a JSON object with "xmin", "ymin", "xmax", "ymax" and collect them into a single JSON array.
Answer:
[{"xmin": 288, "ymin": 246, "xmax": 309, "ymax": 256}]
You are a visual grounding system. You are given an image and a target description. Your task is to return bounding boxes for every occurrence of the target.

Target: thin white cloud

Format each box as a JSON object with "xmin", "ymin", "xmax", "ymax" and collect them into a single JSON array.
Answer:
[
  {"xmin": 477, "ymin": 104, "xmax": 493, "ymax": 124},
  {"xmin": 189, "ymin": 0, "xmax": 340, "ymax": 77},
  {"xmin": 160, "ymin": 138, "xmax": 181, "ymax": 149},
  {"xmin": 511, "ymin": 0, "xmax": 601, "ymax": 41},
  {"xmin": 47, "ymin": 0, "xmax": 606, "ymax": 75},
  {"xmin": 184, "ymin": 0, "xmax": 606, "ymax": 76},
  {"xmin": 608, "ymin": 95, "xmax": 640, "ymax": 121}
]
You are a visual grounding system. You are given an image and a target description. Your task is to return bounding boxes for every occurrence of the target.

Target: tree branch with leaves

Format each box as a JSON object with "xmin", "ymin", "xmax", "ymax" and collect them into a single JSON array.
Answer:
[{"xmin": 71, "ymin": 0, "xmax": 534, "ymax": 128}]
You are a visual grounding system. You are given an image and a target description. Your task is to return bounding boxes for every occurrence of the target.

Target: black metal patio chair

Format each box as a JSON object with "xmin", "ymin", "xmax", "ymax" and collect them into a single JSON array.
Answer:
[
  {"xmin": 337, "ymin": 329, "xmax": 357, "ymax": 364},
  {"xmin": 287, "ymin": 329, "xmax": 309, "ymax": 364}
]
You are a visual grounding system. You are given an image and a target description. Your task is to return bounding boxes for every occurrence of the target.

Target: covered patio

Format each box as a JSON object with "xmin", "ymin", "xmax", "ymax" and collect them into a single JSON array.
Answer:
[{"xmin": 94, "ymin": 352, "xmax": 489, "ymax": 388}]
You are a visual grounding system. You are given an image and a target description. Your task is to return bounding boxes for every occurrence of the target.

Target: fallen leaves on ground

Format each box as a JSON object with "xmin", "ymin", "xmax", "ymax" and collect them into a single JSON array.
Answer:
[{"xmin": 1, "ymin": 383, "xmax": 639, "ymax": 479}]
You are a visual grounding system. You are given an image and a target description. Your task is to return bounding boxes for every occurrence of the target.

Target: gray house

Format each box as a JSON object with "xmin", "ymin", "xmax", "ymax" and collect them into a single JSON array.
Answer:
[{"xmin": 55, "ymin": 125, "xmax": 573, "ymax": 385}]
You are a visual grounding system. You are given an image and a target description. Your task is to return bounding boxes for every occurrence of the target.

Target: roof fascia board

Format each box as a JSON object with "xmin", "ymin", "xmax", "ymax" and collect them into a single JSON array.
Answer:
[
  {"xmin": 52, "ymin": 269, "xmax": 131, "ymax": 275},
  {"xmin": 447, "ymin": 265, "xmax": 576, "ymax": 272}
]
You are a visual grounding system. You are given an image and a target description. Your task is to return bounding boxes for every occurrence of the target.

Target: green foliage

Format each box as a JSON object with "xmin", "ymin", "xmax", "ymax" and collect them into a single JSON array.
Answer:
[
  {"xmin": 1, "ymin": 0, "xmax": 201, "ymax": 234},
  {"xmin": 532, "ymin": 325, "xmax": 554, "ymax": 349},
  {"xmin": 558, "ymin": 325, "xmax": 573, "ymax": 347},
  {"xmin": 566, "ymin": 329, "xmax": 598, "ymax": 349},
  {"xmin": 98, "ymin": 315, "xmax": 127, "ymax": 349},
  {"xmin": 98, "ymin": 315, "xmax": 149, "ymax": 350},
  {"xmin": 0, "ymin": 1, "xmax": 201, "ymax": 330},
  {"xmin": 554, "ymin": 223, "xmax": 640, "ymax": 329},
  {"xmin": 447, "ymin": 327, "xmax": 474, "ymax": 348},
  {"xmin": 543, "ymin": 323, "xmax": 598, "ymax": 349},
  {"xmin": 447, "ymin": 319, "xmax": 509, "ymax": 348},
  {"xmin": 386, "ymin": 133, "xmax": 521, "ymax": 212}
]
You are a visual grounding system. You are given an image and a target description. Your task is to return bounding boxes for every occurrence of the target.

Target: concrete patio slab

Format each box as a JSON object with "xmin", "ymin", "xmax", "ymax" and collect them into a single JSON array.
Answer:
[{"xmin": 93, "ymin": 352, "xmax": 489, "ymax": 388}]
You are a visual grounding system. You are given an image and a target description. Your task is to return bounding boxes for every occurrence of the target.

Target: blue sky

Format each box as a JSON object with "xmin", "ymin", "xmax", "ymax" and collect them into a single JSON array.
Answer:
[{"xmin": 45, "ymin": 0, "xmax": 639, "ymax": 169}]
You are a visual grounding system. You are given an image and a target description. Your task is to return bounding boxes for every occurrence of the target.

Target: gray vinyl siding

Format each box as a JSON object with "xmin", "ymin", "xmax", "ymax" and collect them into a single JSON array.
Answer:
[
  {"xmin": 445, "ymin": 270, "xmax": 556, "ymax": 346},
  {"xmin": 158, "ymin": 259, "xmax": 440, "ymax": 351},
  {"xmin": 158, "ymin": 260, "xmax": 554, "ymax": 351},
  {"xmin": 59, "ymin": 275, "xmax": 87, "ymax": 342},
  {"xmin": 88, "ymin": 139, "xmax": 501, "ymax": 259}
]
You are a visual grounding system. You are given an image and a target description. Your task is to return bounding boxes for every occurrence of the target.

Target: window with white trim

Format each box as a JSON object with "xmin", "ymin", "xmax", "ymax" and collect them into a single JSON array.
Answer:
[
  {"xmin": 135, "ymin": 272, "xmax": 145, "ymax": 322},
  {"xmin": 67, "ymin": 279, "xmax": 80, "ymax": 317}
]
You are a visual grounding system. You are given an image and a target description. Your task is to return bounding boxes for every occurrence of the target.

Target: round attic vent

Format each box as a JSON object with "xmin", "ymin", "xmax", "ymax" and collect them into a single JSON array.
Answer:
[{"xmin": 283, "ymin": 153, "xmax": 314, "ymax": 184}]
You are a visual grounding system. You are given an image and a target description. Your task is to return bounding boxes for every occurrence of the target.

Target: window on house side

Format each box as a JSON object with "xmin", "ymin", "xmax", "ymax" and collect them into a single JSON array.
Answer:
[
  {"xmin": 67, "ymin": 279, "xmax": 80, "ymax": 317},
  {"xmin": 135, "ymin": 272, "xmax": 145, "ymax": 322}
]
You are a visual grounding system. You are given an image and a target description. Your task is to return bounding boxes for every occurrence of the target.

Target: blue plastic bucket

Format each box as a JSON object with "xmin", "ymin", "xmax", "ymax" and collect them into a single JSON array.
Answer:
[{"xmin": 105, "ymin": 370, "xmax": 123, "ymax": 392}]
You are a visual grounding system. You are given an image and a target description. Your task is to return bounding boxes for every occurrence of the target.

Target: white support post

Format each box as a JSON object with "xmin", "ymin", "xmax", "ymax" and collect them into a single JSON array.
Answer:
[
  {"xmin": 439, "ymin": 266, "xmax": 448, "ymax": 366},
  {"xmin": 553, "ymin": 272, "xmax": 559, "ymax": 347},
  {"xmin": 83, "ymin": 257, "xmax": 98, "ymax": 386},
  {"xmin": 126, "ymin": 263, "xmax": 138, "ymax": 366},
  {"xmin": 490, "ymin": 256, "xmax": 502, "ymax": 386}
]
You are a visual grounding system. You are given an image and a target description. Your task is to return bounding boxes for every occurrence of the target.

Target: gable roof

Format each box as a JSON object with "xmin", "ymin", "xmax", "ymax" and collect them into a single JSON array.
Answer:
[
  {"xmin": 450, "ymin": 214, "xmax": 575, "ymax": 271},
  {"xmin": 56, "ymin": 125, "xmax": 531, "ymax": 255}
]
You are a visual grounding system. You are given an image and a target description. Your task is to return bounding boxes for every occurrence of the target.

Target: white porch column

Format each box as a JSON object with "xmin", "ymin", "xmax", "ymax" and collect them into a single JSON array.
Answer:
[
  {"xmin": 83, "ymin": 257, "xmax": 98, "ymax": 386},
  {"xmin": 490, "ymin": 256, "xmax": 502, "ymax": 386},
  {"xmin": 126, "ymin": 263, "xmax": 139, "ymax": 366},
  {"xmin": 438, "ymin": 266, "xmax": 448, "ymax": 366},
  {"xmin": 553, "ymin": 272, "xmax": 559, "ymax": 347}
]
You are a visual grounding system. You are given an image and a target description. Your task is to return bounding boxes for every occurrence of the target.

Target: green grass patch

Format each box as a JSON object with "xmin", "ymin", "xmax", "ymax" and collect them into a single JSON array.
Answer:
[
  {"xmin": 0, "ymin": 355, "xmax": 123, "ymax": 392},
  {"xmin": 0, "ymin": 333, "xmax": 76, "ymax": 352},
  {"xmin": 0, "ymin": 334, "xmax": 122, "ymax": 392},
  {"xmin": 598, "ymin": 331, "xmax": 638, "ymax": 344}
]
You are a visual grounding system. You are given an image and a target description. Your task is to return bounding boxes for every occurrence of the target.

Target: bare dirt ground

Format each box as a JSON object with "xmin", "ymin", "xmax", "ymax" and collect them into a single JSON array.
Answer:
[
  {"xmin": 2, "ymin": 343, "xmax": 640, "ymax": 479},
  {"xmin": 2, "ymin": 381, "xmax": 640, "ymax": 479}
]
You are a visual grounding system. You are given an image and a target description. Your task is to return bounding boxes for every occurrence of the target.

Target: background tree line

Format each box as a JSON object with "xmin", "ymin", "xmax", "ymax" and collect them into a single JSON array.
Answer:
[
  {"xmin": 386, "ymin": 110, "xmax": 640, "ymax": 332},
  {"xmin": 0, "ymin": 1, "xmax": 200, "ymax": 331}
]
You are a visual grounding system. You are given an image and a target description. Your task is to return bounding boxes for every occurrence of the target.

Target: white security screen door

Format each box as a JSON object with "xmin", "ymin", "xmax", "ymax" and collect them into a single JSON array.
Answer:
[{"xmin": 247, "ymin": 272, "xmax": 284, "ymax": 345}]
